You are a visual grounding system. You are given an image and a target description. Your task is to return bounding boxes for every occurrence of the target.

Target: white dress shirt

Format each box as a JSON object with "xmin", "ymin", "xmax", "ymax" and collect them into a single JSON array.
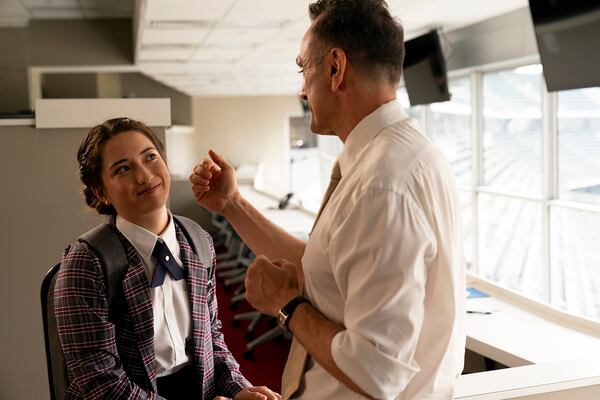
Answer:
[
  {"xmin": 297, "ymin": 100, "xmax": 465, "ymax": 400},
  {"xmin": 116, "ymin": 212, "xmax": 192, "ymax": 377}
]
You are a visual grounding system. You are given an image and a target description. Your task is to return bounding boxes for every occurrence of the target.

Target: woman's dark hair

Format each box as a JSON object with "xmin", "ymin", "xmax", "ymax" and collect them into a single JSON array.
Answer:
[
  {"xmin": 308, "ymin": 0, "xmax": 405, "ymax": 85},
  {"xmin": 77, "ymin": 117, "xmax": 166, "ymax": 216}
]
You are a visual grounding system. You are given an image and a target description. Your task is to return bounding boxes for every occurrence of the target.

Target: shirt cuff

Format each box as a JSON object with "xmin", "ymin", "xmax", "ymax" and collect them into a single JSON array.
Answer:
[
  {"xmin": 223, "ymin": 378, "xmax": 252, "ymax": 399},
  {"xmin": 331, "ymin": 330, "xmax": 420, "ymax": 400}
]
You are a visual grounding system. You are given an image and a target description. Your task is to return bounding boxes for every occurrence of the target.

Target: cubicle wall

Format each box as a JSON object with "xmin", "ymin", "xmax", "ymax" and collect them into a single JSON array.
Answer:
[
  {"xmin": 0, "ymin": 123, "xmax": 166, "ymax": 400},
  {"xmin": 0, "ymin": 98, "xmax": 170, "ymax": 399}
]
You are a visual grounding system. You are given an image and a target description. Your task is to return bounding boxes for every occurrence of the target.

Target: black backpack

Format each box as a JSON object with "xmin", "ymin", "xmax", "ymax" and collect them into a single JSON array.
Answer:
[{"xmin": 41, "ymin": 215, "xmax": 212, "ymax": 400}]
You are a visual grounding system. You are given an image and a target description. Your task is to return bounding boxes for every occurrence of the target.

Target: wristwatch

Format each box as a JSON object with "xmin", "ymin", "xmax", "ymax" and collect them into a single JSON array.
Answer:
[{"xmin": 278, "ymin": 296, "xmax": 310, "ymax": 332}]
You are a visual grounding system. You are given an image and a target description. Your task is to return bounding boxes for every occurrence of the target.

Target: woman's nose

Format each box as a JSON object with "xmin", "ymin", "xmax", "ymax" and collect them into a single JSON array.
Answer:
[{"xmin": 135, "ymin": 165, "xmax": 152, "ymax": 184}]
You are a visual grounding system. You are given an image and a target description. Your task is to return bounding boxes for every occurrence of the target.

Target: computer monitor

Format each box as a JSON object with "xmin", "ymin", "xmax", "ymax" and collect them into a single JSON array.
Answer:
[
  {"xmin": 402, "ymin": 30, "xmax": 451, "ymax": 106},
  {"xmin": 529, "ymin": 0, "xmax": 600, "ymax": 91}
]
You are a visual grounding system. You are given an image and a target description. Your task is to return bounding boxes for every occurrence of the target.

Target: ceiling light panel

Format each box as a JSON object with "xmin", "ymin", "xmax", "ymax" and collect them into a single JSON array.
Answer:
[
  {"xmin": 156, "ymin": 73, "xmax": 234, "ymax": 84},
  {"xmin": 266, "ymin": 17, "xmax": 309, "ymax": 52},
  {"xmin": 78, "ymin": 0, "xmax": 132, "ymax": 18},
  {"xmin": 223, "ymin": 0, "xmax": 310, "ymax": 23},
  {"xmin": 235, "ymin": 64, "xmax": 299, "ymax": 79},
  {"xmin": 142, "ymin": 27, "xmax": 209, "ymax": 45},
  {"xmin": 144, "ymin": 0, "xmax": 236, "ymax": 22},
  {"xmin": 21, "ymin": 0, "xmax": 78, "ymax": 7},
  {"xmin": 239, "ymin": 47, "xmax": 299, "ymax": 65},
  {"xmin": 133, "ymin": 0, "xmax": 530, "ymax": 97},
  {"xmin": 192, "ymin": 47, "xmax": 249, "ymax": 63},
  {"xmin": 139, "ymin": 61, "xmax": 234, "ymax": 75},
  {"xmin": 138, "ymin": 48, "xmax": 195, "ymax": 62},
  {"xmin": 204, "ymin": 27, "xmax": 280, "ymax": 46},
  {"xmin": 22, "ymin": 0, "xmax": 82, "ymax": 18}
]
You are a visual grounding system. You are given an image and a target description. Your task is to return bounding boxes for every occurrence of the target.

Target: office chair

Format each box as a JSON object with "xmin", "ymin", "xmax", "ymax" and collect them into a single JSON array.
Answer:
[
  {"xmin": 41, "ymin": 263, "xmax": 68, "ymax": 400},
  {"xmin": 244, "ymin": 326, "xmax": 286, "ymax": 360}
]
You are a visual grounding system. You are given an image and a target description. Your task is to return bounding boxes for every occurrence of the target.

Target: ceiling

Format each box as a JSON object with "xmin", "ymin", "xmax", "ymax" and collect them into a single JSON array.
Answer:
[{"xmin": 1, "ymin": 0, "xmax": 529, "ymax": 97}]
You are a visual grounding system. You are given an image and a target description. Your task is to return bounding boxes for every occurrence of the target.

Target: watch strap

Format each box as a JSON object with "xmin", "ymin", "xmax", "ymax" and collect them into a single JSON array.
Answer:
[{"xmin": 278, "ymin": 296, "xmax": 310, "ymax": 331}]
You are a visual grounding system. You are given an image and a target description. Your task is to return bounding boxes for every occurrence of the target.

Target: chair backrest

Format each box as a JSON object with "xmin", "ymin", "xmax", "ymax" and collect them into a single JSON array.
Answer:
[{"xmin": 41, "ymin": 263, "xmax": 68, "ymax": 400}]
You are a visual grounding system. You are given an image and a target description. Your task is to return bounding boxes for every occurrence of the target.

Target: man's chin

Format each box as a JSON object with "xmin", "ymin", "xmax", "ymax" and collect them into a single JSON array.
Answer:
[{"xmin": 310, "ymin": 123, "xmax": 331, "ymax": 136}]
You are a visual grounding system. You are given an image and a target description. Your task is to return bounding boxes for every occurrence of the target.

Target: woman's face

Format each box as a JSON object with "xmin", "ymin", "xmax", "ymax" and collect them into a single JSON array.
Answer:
[{"xmin": 98, "ymin": 130, "xmax": 170, "ymax": 223}]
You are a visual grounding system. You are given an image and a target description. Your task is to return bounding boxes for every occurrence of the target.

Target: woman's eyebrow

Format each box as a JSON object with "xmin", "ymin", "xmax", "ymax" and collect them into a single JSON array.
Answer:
[
  {"xmin": 140, "ymin": 146, "xmax": 156, "ymax": 154},
  {"xmin": 110, "ymin": 158, "xmax": 128, "ymax": 170},
  {"xmin": 109, "ymin": 147, "xmax": 156, "ymax": 170}
]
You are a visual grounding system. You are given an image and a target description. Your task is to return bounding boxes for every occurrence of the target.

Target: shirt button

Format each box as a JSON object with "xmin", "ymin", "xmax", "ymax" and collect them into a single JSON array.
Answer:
[{"xmin": 165, "ymin": 255, "xmax": 170, "ymax": 261}]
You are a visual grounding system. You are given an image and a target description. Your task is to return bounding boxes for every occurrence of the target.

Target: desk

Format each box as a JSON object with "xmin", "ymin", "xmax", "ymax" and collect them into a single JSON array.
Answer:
[
  {"xmin": 465, "ymin": 274, "xmax": 600, "ymax": 367},
  {"xmin": 457, "ymin": 274, "xmax": 600, "ymax": 399},
  {"xmin": 239, "ymin": 185, "xmax": 315, "ymax": 240},
  {"xmin": 455, "ymin": 358, "xmax": 600, "ymax": 399}
]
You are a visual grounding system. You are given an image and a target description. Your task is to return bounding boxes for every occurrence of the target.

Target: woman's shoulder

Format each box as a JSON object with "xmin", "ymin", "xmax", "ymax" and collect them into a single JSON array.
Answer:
[
  {"xmin": 60, "ymin": 240, "xmax": 103, "ymax": 274},
  {"xmin": 173, "ymin": 214, "xmax": 212, "ymax": 240}
]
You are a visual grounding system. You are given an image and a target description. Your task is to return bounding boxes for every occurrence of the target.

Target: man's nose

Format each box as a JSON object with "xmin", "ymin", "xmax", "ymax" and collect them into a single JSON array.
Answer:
[{"xmin": 299, "ymin": 83, "xmax": 307, "ymax": 101}]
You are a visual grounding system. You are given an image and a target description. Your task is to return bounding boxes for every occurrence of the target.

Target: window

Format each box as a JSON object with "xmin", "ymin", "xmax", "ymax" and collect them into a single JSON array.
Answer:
[
  {"xmin": 430, "ymin": 78, "xmax": 472, "ymax": 185},
  {"xmin": 557, "ymin": 87, "xmax": 600, "ymax": 205},
  {"xmin": 478, "ymin": 194, "xmax": 544, "ymax": 299},
  {"xmin": 552, "ymin": 86, "xmax": 600, "ymax": 320},
  {"xmin": 427, "ymin": 66, "xmax": 599, "ymax": 321},
  {"xmin": 551, "ymin": 207, "xmax": 600, "ymax": 318},
  {"xmin": 482, "ymin": 68, "xmax": 543, "ymax": 197},
  {"xmin": 458, "ymin": 191, "xmax": 474, "ymax": 271}
]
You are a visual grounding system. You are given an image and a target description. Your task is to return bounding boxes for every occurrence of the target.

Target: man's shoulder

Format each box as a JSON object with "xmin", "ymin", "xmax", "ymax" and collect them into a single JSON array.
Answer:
[{"xmin": 359, "ymin": 123, "xmax": 446, "ymax": 191}]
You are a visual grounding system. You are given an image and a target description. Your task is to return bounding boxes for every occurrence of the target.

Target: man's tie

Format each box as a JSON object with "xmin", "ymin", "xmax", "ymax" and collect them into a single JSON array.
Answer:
[
  {"xmin": 281, "ymin": 161, "xmax": 342, "ymax": 400},
  {"xmin": 150, "ymin": 239, "xmax": 184, "ymax": 288}
]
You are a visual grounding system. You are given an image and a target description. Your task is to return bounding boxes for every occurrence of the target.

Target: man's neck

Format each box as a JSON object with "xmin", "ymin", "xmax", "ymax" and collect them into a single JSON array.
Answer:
[{"xmin": 336, "ymin": 85, "xmax": 397, "ymax": 143}]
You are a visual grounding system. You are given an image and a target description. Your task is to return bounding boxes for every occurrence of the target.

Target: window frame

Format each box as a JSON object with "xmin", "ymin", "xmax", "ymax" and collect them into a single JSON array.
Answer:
[{"xmin": 405, "ymin": 55, "xmax": 600, "ymax": 320}]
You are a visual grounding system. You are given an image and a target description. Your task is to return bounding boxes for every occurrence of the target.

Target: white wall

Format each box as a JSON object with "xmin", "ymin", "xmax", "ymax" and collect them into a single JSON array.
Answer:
[{"xmin": 192, "ymin": 95, "xmax": 302, "ymax": 197}]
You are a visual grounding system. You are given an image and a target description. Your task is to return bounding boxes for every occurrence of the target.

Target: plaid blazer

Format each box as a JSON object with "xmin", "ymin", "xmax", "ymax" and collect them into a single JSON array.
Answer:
[{"xmin": 54, "ymin": 222, "xmax": 251, "ymax": 399}]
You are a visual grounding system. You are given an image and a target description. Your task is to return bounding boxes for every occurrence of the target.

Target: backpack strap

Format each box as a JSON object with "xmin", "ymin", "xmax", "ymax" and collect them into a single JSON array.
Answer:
[
  {"xmin": 173, "ymin": 215, "xmax": 214, "ymax": 277},
  {"xmin": 78, "ymin": 223, "xmax": 128, "ymax": 319},
  {"xmin": 78, "ymin": 216, "xmax": 212, "ymax": 316}
]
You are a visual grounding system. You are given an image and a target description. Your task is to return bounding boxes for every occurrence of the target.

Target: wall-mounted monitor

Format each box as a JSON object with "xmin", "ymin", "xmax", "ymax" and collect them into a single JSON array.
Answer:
[
  {"xmin": 402, "ymin": 30, "xmax": 451, "ymax": 106},
  {"xmin": 529, "ymin": 0, "xmax": 600, "ymax": 91}
]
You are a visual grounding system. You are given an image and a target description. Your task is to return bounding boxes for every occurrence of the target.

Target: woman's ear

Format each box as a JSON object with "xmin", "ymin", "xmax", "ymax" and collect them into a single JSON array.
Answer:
[{"xmin": 92, "ymin": 186, "xmax": 109, "ymax": 205}]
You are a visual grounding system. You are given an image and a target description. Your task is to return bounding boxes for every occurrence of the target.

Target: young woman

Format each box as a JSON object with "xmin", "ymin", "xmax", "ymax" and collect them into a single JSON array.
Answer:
[{"xmin": 55, "ymin": 118, "xmax": 279, "ymax": 400}]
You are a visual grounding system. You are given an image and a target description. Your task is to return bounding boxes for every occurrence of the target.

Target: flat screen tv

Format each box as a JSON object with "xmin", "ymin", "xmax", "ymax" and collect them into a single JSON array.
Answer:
[
  {"xmin": 402, "ymin": 30, "xmax": 451, "ymax": 106},
  {"xmin": 529, "ymin": 0, "xmax": 600, "ymax": 91}
]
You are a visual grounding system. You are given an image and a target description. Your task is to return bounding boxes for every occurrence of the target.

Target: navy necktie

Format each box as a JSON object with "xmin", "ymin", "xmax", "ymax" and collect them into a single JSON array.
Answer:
[{"xmin": 150, "ymin": 239, "xmax": 184, "ymax": 288}]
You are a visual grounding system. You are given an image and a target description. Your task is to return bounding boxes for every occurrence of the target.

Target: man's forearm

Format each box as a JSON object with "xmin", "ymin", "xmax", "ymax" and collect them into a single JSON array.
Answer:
[
  {"xmin": 287, "ymin": 303, "xmax": 375, "ymax": 400},
  {"xmin": 222, "ymin": 193, "xmax": 306, "ymax": 265}
]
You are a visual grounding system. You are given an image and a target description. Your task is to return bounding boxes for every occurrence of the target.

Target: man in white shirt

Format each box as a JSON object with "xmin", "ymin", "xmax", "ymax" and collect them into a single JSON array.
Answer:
[{"xmin": 190, "ymin": 0, "xmax": 465, "ymax": 399}]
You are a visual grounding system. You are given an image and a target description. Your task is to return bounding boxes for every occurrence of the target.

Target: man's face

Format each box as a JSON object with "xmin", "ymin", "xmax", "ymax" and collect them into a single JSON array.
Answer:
[{"xmin": 297, "ymin": 30, "xmax": 335, "ymax": 135}]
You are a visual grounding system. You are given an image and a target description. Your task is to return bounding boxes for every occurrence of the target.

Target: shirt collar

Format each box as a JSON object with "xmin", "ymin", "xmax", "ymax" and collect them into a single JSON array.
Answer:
[
  {"xmin": 116, "ymin": 210, "xmax": 178, "ymax": 265},
  {"xmin": 338, "ymin": 99, "xmax": 408, "ymax": 177}
]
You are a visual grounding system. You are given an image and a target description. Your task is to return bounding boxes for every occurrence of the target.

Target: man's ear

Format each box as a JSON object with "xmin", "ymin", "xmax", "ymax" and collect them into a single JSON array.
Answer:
[{"xmin": 329, "ymin": 47, "xmax": 347, "ymax": 92}]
